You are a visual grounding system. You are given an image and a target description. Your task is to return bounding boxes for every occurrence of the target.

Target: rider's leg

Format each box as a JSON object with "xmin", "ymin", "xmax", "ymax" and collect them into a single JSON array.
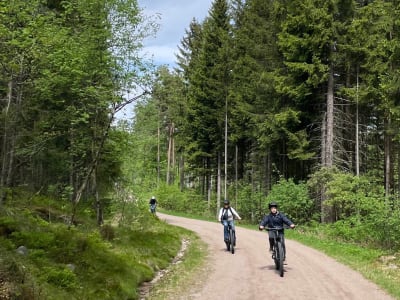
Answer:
[
  {"xmin": 280, "ymin": 233, "xmax": 286, "ymax": 260},
  {"xmin": 228, "ymin": 220, "xmax": 236, "ymax": 245},
  {"xmin": 268, "ymin": 231, "xmax": 274, "ymax": 252},
  {"xmin": 223, "ymin": 220, "xmax": 229, "ymax": 241}
]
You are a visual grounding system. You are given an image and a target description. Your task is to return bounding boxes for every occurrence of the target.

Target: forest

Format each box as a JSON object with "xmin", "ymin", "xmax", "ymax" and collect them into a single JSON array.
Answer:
[
  {"xmin": 128, "ymin": 0, "xmax": 400, "ymax": 249},
  {"xmin": 1, "ymin": 0, "xmax": 400, "ymax": 269}
]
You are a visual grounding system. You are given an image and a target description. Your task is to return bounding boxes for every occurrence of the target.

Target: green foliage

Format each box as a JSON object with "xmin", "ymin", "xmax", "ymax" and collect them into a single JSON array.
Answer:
[
  {"xmin": 231, "ymin": 183, "xmax": 265, "ymax": 222},
  {"xmin": 152, "ymin": 184, "xmax": 210, "ymax": 216},
  {"xmin": 265, "ymin": 178, "xmax": 317, "ymax": 224},
  {"xmin": 0, "ymin": 192, "xmax": 187, "ymax": 299},
  {"xmin": 41, "ymin": 267, "xmax": 78, "ymax": 289},
  {"xmin": 308, "ymin": 170, "xmax": 400, "ymax": 250},
  {"xmin": 325, "ymin": 172, "xmax": 385, "ymax": 220}
]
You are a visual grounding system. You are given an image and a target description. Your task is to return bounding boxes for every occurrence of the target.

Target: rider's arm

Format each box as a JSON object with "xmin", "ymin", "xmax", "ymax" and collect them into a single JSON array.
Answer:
[
  {"xmin": 217, "ymin": 208, "xmax": 223, "ymax": 222},
  {"xmin": 259, "ymin": 215, "xmax": 269, "ymax": 230},
  {"xmin": 281, "ymin": 214, "xmax": 295, "ymax": 228},
  {"xmin": 231, "ymin": 207, "xmax": 241, "ymax": 220}
]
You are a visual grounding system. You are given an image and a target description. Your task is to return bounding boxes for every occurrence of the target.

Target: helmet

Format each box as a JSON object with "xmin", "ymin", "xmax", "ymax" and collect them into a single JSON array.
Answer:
[
  {"xmin": 151, "ymin": 196, "xmax": 156, "ymax": 200},
  {"xmin": 268, "ymin": 202, "xmax": 278, "ymax": 209},
  {"xmin": 223, "ymin": 199, "xmax": 230, "ymax": 205}
]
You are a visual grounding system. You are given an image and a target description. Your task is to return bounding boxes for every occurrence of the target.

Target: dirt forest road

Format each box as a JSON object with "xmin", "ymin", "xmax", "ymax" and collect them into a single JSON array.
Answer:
[{"xmin": 158, "ymin": 213, "xmax": 395, "ymax": 300}]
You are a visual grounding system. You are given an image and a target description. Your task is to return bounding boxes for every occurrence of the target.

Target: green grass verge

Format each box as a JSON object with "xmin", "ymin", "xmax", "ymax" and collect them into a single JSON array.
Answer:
[
  {"xmin": 0, "ymin": 197, "xmax": 199, "ymax": 299},
  {"xmin": 144, "ymin": 229, "xmax": 208, "ymax": 299}
]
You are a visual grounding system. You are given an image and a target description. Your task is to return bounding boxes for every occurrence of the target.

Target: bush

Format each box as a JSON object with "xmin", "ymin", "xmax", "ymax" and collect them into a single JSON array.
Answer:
[
  {"xmin": 41, "ymin": 267, "xmax": 78, "ymax": 289},
  {"xmin": 266, "ymin": 178, "xmax": 317, "ymax": 224}
]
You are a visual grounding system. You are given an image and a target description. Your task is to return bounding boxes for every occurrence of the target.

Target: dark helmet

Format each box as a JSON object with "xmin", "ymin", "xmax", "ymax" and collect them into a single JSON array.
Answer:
[
  {"xmin": 223, "ymin": 199, "xmax": 230, "ymax": 205},
  {"xmin": 268, "ymin": 202, "xmax": 278, "ymax": 209}
]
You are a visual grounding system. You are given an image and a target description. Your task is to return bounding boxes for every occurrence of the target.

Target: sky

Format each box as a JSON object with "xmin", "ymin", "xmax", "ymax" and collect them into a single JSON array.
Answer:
[
  {"xmin": 116, "ymin": 0, "xmax": 214, "ymax": 120},
  {"xmin": 138, "ymin": 0, "xmax": 214, "ymax": 67}
]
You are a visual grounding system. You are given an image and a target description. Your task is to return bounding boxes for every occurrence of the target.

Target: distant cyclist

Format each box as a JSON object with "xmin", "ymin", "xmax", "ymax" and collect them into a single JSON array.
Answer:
[
  {"xmin": 149, "ymin": 196, "xmax": 157, "ymax": 214},
  {"xmin": 259, "ymin": 202, "xmax": 295, "ymax": 259},
  {"xmin": 218, "ymin": 199, "xmax": 241, "ymax": 245}
]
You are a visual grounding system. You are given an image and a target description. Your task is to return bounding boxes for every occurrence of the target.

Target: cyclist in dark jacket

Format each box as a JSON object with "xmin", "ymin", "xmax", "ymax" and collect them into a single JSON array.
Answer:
[
  {"xmin": 259, "ymin": 202, "xmax": 295, "ymax": 258},
  {"xmin": 149, "ymin": 196, "xmax": 157, "ymax": 214}
]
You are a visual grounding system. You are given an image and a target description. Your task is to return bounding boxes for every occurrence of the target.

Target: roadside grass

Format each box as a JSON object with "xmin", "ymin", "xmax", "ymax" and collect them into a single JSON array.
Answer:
[
  {"xmin": 0, "ymin": 195, "xmax": 193, "ymax": 299},
  {"xmin": 145, "ymin": 231, "xmax": 208, "ymax": 299}
]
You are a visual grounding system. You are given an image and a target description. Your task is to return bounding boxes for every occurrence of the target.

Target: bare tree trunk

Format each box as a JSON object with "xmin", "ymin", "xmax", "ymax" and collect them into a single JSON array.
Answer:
[
  {"xmin": 0, "ymin": 80, "xmax": 13, "ymax": 204},
  {"xmin": 234, "ymin": 145, "xmax": 238, "ymax": 208},
  {"xmin": 320, "ymin": 64, "xmax": 335, "ymax": 223},
  {"xmin": 207, "ymin": 172, "xmax": 212, "ymax": 209},
  {"xmin": 321, "ymin": 112, "xmax": 326, "ymax": 166},
  {"xmin": 92, "ymin": 171, "xmax": 103, "ymax": 226},
  {"xmin": 171, "ymin": 123, "xmax": 175, "ymax": 183},
  {"xmin": 157, "ymin": 121, "xmax": 160, "ymax": 187},
  {"xmin": 384, "ymin": 116, "xmax": 392, "ymax": 197},
  {"xmin": 326, "ymin": 66, "xmax": 334, "ymax": 167},
  {"xmin": 166, "ymin": 125, "xmax": 172, "ymax": 184},
  {"xmin": 355, "ymin": 67, "xmax": 360, "ymax": 176},
  {"xmin": 264, "ymin": 147, "xmax": 272, "ymax": 193},
  {"xmin": 179, "ymin": 154, "xmax": 184, "ymax": 192},
  {"xmin": 166, "ymin": 123, "xmax": 175, "ymax": 185},
  {"xmin": 217, "ymin": 152, "xmax": 221, "ymax": 214}
]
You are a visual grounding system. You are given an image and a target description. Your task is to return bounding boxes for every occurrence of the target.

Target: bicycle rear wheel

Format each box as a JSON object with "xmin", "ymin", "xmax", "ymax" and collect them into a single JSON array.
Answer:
[{"xmin": 277, "ymin": 241, "xmax": 284, "ymax": 277}]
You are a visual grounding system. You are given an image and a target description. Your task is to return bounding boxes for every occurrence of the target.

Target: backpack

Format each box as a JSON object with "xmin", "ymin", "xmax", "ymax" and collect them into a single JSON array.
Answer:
[{"xmin": 222, "ymin": 207, "xmax": 234, "ymax": 220}]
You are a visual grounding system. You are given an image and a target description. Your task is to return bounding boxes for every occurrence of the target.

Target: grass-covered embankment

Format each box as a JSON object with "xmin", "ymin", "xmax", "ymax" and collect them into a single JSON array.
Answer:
[{"xmin": 0, "ymin": 194, "xmax": 202, "ymax": 299}]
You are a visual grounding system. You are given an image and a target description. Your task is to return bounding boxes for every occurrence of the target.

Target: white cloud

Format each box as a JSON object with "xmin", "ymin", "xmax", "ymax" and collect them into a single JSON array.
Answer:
[
  {"xmin": 138, "ymin": 0, "xmax": 213, "ymax": 66},
  {"xmin": 141, "ymin": 45, "xmax": 178, "ymax": 66}
]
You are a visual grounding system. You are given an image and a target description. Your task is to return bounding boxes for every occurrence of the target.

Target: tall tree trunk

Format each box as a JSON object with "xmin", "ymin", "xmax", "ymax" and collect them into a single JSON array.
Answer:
[
  {"xmin": 384, "ymin": 116, "xmax": 393, "ymax": 197},
  {"xmin": 264, "ymin": 147, "xmax": 271, "ymax": 193},
  {"xmin": 234, "ymin": 145, "xmax": 238, "ymax": 207},
  {"xmin": 321, "ymin": 112, "xmax": 326, "ymax": 166},
  {"xmin": 326, "ymin": 65, "xmax": 334, "ymax": 167},
  {"xmin": 217, "ymin": 152, "xmax": 221, "ymax": 214},
  {"xmin": 355, "ymin": 67, "xmax": 360, "ymax": 176},
  {"xmin": 0, "ymin": 80, "xmax": 13, "ymax": 204},
  {"xmin": 179, "ymin": 153, "xmax": 184, "ymax": 192},
  {"xmin": 166, "ymin": 122, "xmax": 175, "ymax": 185},
  {"xmin": 320, "ymin": 64, "xmax": 335, "ymax": 223},
  {"xmin": 93, "ymin": 171, "xmax": 103, "ymax": 226},
  {"xmin": 157, "ymin": 120, "xmax": 160, "ymax": 187},
  {"xmin": 166, "ymin": 124, "xmax": 172, "ymax": 184}
]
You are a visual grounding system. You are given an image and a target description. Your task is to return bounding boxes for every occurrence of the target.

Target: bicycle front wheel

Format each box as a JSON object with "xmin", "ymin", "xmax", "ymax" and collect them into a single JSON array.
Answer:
[
  {"xmin": 230, "ymin": 229, "xmax": 235, "ymax": 254},
  {"xmin": 277, "ymin": 241, "xmax": 284, "ymax": 277}
]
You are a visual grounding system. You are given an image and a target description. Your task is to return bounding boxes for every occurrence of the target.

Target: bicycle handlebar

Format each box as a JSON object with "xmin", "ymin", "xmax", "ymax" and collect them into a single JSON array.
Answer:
[{"xmin": 264, "ymin": 225, "xmax": 292, "ymax": 231}]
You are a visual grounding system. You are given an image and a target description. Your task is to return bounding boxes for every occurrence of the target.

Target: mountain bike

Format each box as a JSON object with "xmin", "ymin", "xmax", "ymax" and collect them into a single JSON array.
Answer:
[{"xmin": 265, "ymin": 226, "xmax": 290, "ymax": 277}]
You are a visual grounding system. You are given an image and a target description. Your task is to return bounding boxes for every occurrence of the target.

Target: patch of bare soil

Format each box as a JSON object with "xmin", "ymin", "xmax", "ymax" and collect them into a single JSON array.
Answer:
[{"xmin": 157, "ymin": 213, "xmax": 395, "ymax": 300}]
